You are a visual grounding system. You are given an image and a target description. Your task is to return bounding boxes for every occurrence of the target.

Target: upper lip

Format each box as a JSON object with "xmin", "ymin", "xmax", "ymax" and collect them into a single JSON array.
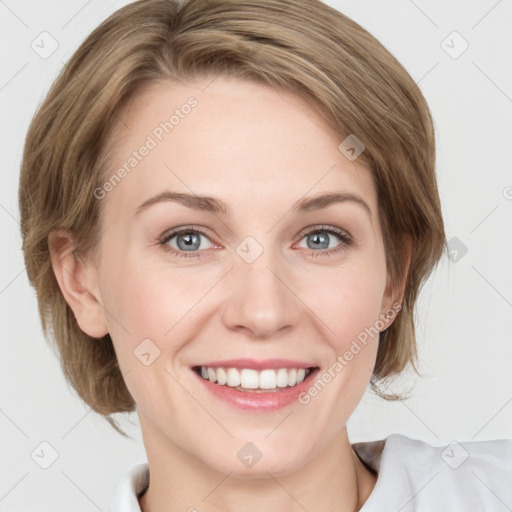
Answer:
[{"xmin": 193, "ymin": 358, "xmax": 316, "ymax": 370}]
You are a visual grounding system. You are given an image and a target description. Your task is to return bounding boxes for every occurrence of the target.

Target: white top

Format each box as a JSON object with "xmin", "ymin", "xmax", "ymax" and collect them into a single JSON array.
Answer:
[{"xmin": 106, "ymin": 433, "xmax": 512, "ymax": 512}]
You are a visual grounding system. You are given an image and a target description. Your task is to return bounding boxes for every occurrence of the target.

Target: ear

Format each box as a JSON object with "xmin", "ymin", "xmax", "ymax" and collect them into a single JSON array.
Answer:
[
  {"xmin": 379, "ymin": 234, "xmax": 413, "ymax": 330},
  {"xmin": 48, "ymin": 229, "xmax": 109, "ymax": 338}
]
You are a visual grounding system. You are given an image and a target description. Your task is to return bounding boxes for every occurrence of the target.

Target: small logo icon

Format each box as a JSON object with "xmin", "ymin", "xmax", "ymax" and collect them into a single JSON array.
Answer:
[
  {"xmin": 31, "ymin": 31, "xmax": 59, "ymax": 59},
  {"xmin": 237, "ymin": 442, "xmax": 263, "ymax": 468},
  {"xmin": 134, "ymin": 338, "xmax": 161, "ymax": 366},
  {"xmin": 441, "ymin": 31, "xmax": 469, "ymax": 59},
  {"xmin": 447, "ymin": 236, "xmax": 468, "ymax": 263},
  {"xmin": 338, "ymin": 134, "xmax": 365, "ymax": 161},
  {"xmin": 441, "ymin": 441, "xmax": 469, "ymax": 469},
  {"xmin": 236, "ymin": 236, "xmax": 264, "ymax": 263},
  {"xmin": 31, "ymin": 441, "xmax": 59, "ymax": 469}
]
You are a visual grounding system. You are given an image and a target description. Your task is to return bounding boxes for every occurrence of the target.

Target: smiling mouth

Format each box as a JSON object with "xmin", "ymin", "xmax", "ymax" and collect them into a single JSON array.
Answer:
[{"xmin": 192, "ymin": 365, "xmax": 318, "ymax": 392}]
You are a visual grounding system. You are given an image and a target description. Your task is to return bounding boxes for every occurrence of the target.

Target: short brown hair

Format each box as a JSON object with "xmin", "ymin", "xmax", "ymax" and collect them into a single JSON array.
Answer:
[{"xmin": 19, "ymin": 0, "xmax": 446, "ymax": 432}]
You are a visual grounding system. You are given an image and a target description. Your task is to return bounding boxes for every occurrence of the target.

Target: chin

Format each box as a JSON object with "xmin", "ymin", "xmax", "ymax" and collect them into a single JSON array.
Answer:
[{"xmin": 198, "ymin": 438, "xmax": 313, "ymax": 478}]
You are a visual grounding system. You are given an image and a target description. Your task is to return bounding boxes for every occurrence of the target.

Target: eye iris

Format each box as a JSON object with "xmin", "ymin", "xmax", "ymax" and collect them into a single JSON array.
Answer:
[
  {"xmin": 177, "ymin": 232, "xmax": 201, "ymax": 251},
  {"xmin": 308, "ymin": 232, "xmax": 329, "ymax": 250}
]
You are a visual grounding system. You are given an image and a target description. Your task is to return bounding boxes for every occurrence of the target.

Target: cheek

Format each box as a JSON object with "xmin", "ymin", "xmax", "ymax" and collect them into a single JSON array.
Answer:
[
  {"xmin": 96, "ymin": 255, "xmax": 159, "ymax": 354},
  {"xmin": 97, "ymin": 263, "xmax": 191, "ymax": 411},
  {"xmin": 304, "ymin": 262, "xmax": 386, "ymax": 350},
  {"xmin": 295, "ymin": 266, "xmax": 384, "ymax": 427},
  {"xmin": 98, "ymin": 255, "xmax": 211, "ymax": 364}
]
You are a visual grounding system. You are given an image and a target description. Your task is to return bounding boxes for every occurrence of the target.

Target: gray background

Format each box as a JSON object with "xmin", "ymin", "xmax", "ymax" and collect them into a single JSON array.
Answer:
[{"xmin": 1, "ymin": 0, "xmax": 511, "ymax": 510}]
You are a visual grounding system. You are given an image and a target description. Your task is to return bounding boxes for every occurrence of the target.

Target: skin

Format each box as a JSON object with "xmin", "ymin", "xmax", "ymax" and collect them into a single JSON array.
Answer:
[{"xmin": 50, "ymin": 76, "xmax": 410, "ymax": 512}]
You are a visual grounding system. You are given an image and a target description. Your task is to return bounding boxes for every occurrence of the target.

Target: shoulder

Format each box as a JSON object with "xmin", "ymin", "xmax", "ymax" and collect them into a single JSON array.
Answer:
[
  {"xmin": 106, "ymin": 463, "xmax": 149, "ymax": 512},
  {"xmin": 353, "ymin": 433, "xmax": 512, "ymax": 512}
]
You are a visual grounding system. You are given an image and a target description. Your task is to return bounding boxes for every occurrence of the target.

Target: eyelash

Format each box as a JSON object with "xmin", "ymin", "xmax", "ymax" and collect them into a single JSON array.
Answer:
[{"xmin": 157, "ymin": 224, "xmax": 353, "ymax": 259}]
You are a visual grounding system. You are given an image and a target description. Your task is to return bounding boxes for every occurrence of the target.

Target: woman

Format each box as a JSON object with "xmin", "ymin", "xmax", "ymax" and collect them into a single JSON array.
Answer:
[{"xmin": 18, "ymin": 0, "xmax": 511, "ymax": 510}]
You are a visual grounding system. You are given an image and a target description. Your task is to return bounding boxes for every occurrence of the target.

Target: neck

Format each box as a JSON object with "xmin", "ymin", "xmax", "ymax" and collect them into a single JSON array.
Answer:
[{"xmin": 138, "ymin": 421, "xmax": 377, "ymax": 512}]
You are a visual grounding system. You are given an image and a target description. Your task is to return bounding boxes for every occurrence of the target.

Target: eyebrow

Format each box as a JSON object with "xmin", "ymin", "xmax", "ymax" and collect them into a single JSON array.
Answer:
[{"xmin": 134, "ymin": 191, "xmax": 372, "ymax": 220}]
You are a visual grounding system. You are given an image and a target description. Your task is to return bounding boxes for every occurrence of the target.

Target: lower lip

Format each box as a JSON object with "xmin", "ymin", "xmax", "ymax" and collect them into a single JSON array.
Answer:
[{"xmin": 194, "ymin": 369, "xmax": 318, "ymax": 412}]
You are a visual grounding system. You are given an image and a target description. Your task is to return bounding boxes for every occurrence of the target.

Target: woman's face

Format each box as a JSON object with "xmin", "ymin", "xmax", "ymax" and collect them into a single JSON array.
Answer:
[{"xmin": 90, "ymin": 76, "xmax": 397, "ymax": 476}]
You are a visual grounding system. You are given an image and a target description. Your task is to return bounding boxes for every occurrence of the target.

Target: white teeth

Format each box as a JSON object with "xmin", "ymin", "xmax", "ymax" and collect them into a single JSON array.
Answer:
[
  {"xmin": 216, "ymin": 367, "xmax": 227, "ymax": 385},
  {"xmin": 259, "ymin": 369, "xmax": 276, "ymax": 389},
  {"xmin": 227, "ymin": 367, "xmax": 241, "ymax": 387},
  {"xmin": 198, "ymin": 366, "xmax": 312, "ymax": 390},
  {"xmin": 240, "ymin": 369, "xmax": 259, "ymax": 389},
  {"xmin": 207, "ymin": 367, "xmax": 217, "ymax": 383},
  {"xmin": 276, "ymin": 368, "xmax": 288, "ymax": 388}
]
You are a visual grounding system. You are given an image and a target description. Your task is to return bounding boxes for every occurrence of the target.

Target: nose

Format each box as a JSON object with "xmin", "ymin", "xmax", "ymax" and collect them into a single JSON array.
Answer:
[{"xmin": 220, "ymin": 247, "xmax": 300, "ymax": 339}]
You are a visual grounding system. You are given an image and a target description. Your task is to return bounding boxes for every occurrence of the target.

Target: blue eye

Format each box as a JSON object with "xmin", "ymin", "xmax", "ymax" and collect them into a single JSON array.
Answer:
[
  {"xmin": 158, "ymin": 224, "xmax": 353, "ymax": 259},
  {"xmin": 296, "ymin": 226, "xmax": 353, "ymax": 258},
  {"xmin": 159, "ymin": 227, "xmax": 214, "ymax": 258}
]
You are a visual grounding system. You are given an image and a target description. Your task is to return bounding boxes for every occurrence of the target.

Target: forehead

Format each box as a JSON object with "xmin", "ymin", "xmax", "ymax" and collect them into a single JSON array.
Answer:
[{"xmin": 100, "ymin": 76, "xmax": 377, "ymax": 219}]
